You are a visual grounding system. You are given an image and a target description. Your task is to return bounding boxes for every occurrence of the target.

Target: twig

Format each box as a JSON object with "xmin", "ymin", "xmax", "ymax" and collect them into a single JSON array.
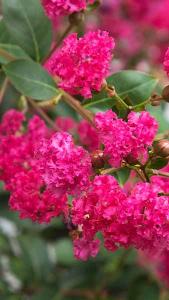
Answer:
[
  {"xmin": 60, "ymin": 89, "xmax": 95, "ymax": 127},
  {"xmin": 147, "ymin": 169, "xmax": 169, "ymax": 178},
  {"xmin": 0, "ymin": 78, "xmax": 9, "ymax": 104},
  {"xmin": 27, "ymin": 97, "xmax": 59, "ymax": 131},
  {"xmin": 43, "ymin": 23, "xmax": 74, "ymax": 63},
  {"xmin": 0, "ymin": 48, "xmax": 15, "ymax": 62}
]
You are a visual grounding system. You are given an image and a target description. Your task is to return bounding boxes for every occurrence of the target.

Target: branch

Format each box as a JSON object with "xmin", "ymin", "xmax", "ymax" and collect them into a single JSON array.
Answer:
[
  {"xmin": 0, "ymin": 77, "xmax": 9, "ymax": 104},
  {"xmin": 27, "ymin": 97, "xmax": 59, "ymax": 131},
  {"xmin": 147, "ymin": 169, "xmax": 169, "ymax": 178}
]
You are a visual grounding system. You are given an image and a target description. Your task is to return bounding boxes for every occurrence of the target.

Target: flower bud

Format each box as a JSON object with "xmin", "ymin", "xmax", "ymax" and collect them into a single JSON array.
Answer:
[
  {"xmin": 91, "ymin": 149, "xmax": 105, "ymax": 169},
  {"xmin": 150, "ymin": 94, "xmax": 161, "ymax": 106},
  {"xmin": 162, "ymin": 85, "xmax": 169, "ymax": 102},
  {"xmin": 153, "ymin": 139, "xmax": 169, "ymax": 158}
]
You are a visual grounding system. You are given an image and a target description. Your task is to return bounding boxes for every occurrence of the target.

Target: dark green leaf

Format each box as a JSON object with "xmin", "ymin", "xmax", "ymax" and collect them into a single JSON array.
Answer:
[
  {"xmin": 128, "ymin": 276, "xmax": 160, "ymax": 300},
  {"xmin": 147, "ymin": 104, "xmax": 169, "ymax": 133},
  {"xmin": 55, "ymin": 238, "xmax": 75, "ymax": 266},
  {"xmin": 114, "ymin": 167, "xmax": 130, "ymax": 186},
  {"xmin": 0, "ymin": 43, "xmax": 30, "ymax": 64},
  {"xmin": 0, "ymin": 20, "xmax": 13, "ymax": 43},
  {"xmin": 2, "ymin": 0, "xmax": 52, "ymax": 61},
  {"xmin": 83, "ymin": 97, "xmax": 116, "ymax": 113},
  {"xmin": 149, "ymin": 157, "xmax": 168, "ymax": 170},
  {"xmin": 3, "ymin": 59, "xmax": 59, "ymax": 100},
  {"xmin": 107, "ymin": 71, "xmax": 158, "ymax": 105}
]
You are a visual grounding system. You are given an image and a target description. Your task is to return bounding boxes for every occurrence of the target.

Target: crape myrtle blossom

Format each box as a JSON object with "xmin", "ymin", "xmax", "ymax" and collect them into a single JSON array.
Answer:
[
  {"xmin": 95, "ymin": 110, "xmax": 158, "ymax": 167},
  {"xmin": 73, "ymin": 237, "xmax": 100, "ymax": 261},
  {"xmin": 0, "ymin": 110, "xmax": 49, "ymax": 187},
  {"xmin": 72, "ymin": 176, "xmax": 169, "ymax": 259},
  {"xmin": 35, "ymin": 132, "xmax": 92, "ymax": 196},
  {"xmin": 9, "ymin": 169, "xmax": 67, "ymax": 223},
  {"xmin": 45, "ymin": 30, "xmax": 115, "ymax": 98},
  {"xmin": 41, "ymin": 0, "xmax": 95, "ymax": 18}
]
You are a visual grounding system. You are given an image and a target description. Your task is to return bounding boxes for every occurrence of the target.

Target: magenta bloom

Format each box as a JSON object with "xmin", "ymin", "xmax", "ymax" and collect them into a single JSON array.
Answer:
[
  {"xmin": 9, "ymin": 169, "xmax": 67, "ymax": 223},
  {"xmin": 45, "ymin": 30, "xmax": 115, "ymax": 98},
  {"xmin": 41, "ymin": 0, "xmax": 94, "ymax": 18},
  {"xmin": 73, "ymin": 237, "xmax": 100, "ymax": 261},
  {"xmin": 35, "ymin": 132, "xmax": 92, "ymax": 196},
  {"xmin": 95, "ymin": 110, "xmax": 134, "ymax": 167},
  {"xmin": 95, "ymin": 110, "xmax": 158, "ymax": 167},
  {"xmin": 164, "ymin": 48, "xmax": 169, "ymax": 76},
  {"xmin": 78, "ymin": 119, "xmax": 100, "ymax": 151}
]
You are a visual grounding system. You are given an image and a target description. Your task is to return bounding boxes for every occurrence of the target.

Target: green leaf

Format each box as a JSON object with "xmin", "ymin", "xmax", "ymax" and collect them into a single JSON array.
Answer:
[
  {"xmin": 149, "ymin": 157, "xmax": 168, "ymax": 170},
  {"xmin": 83, "ymin": 97, "xmax": 116, "ymax": 113},
  {"xmin": 19, "ymin": 235, "xmax": 52, "ymax": 281},
  {"xmin": 0, "ymin": 43, "xmax": 30, "ymax": 64},
  {"xmin": 0, "ymin": 20, "xmax": 14, "ymax": 44},
  {"xmin": 55, "ymin": 238, "xmax": 75, "ymax": 266},
  {"xmin": 3, "ymin": 59, "xmax": 59, "ymax": 100},
  {"xmin": 2, "ymin": 0, "xmax": 52, "ymax": 61},
  {"xmin": 128, "ymin": 276, "xmax": 160, "ymax": 300},
  {"xmin": 107, "ymin": 71, "xmax": 158, "ymax": 105},
  {"xmin": 147, "ymin": 104, "xmax": 169, "ymax": 133},
  {"xmin": 114, "ymin": 167, "xmax": 130, "ymax": 186}
]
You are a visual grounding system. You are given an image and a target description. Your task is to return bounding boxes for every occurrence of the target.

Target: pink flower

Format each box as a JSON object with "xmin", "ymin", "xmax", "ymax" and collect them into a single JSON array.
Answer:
[
  {"xmin": 9, "ymin": 169, "xmax": 67, "ymax": 223},
  {"xmin": 95, "ymin": 110, "xmax": 158, "ymax": 167},
  {"xmin": 55, "ymin": 116, "xmax": 77, "ymax": 134},
  {"xmin": 72, "ymin": 175, "xmax": 127, "ymax": 241},
  {"xmin": 95, "ymin": 110, "xmax": 134, "ymax": 167},
  {"xmin": 35, "ymin": 132, "xmax": 92, "ymax": 196},
  {"xmin": 41, "ymin": 0, "xmax": 94, "ymax": 18},
  {"xmin": 0, "ymin": 110, "xmax": 50, "ymax": 187},
  {"xmin": 78, "ymin": 119, "xmax": 100, "ymax": 151},
  {"xmin": 128, "ymin": 111, "xmax": 158, "ymax": 159},
  {"xmin": 0, "ymin": 109, "xmax": 25, "ymax": 136},
  {"xmin": 45, "ymin": 30, "xmax": 115, "ymax": 98},
  {"xmin": 164, "ymin": 48, "xmax": 169, "ymax": 76},
  {"xmin": 73, "ymin": 237, "xmax": 100, "ymax": 261}
]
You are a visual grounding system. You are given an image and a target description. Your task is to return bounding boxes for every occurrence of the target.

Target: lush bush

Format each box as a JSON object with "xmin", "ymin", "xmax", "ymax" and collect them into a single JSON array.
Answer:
[{"xmin": 0, "ymin": 1, "xmax": 169, "ymax": 299}]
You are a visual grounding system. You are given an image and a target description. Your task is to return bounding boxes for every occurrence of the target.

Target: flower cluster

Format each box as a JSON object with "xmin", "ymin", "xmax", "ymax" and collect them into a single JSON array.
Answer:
[
  {"xmin": 45, "ymin": 30, "xmax": 115, "ymax": 98},
  {"xmin": 41, "ymin": 0, "xmax": 94, "ymax": 18},
  {"xmin": 35, "ymin": 132, "xmax": 92, "ymax": 196},
  {"xmin": 72, "ymin": 176, "xmax": 169, "ymax": 259},
  {"xmin": 95, "ymin": 110, "xmax": 158, "ymax": 167},
  {"xmin": 1, "ymin": 107, "xmax": 169, "ymax": 262}
]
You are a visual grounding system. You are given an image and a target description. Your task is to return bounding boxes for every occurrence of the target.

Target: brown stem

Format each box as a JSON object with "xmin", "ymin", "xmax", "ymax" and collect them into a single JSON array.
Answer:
[
  {"xmin": 27, "ymin": 97, "xmax": 59, "ymax": 131},
  {"xmin": 0, "ymin": 78, "xmax": 9, "ymax": 104},
  {"xmin": 147, "ymin": 169, "xmax": 169, "ymax": 178},
  {"xmin": 37, "ymin": 94, "xmax": 62, "ymax": 107},
  {"xmin": 43, "ymin": 23, "xmax": 74, "ymax": 63},
  {"xmin": 158, "ymin": 192, "xmax": 169, "ymax": 196},
  {"xmin": 61, "ymin": 89, "xmax": 95, "ymax": 127},
  {"xmin": 61, "ymin": 288, "xmax": 97, "ymax": 299},
  {"xmin": 0, "ymin": 48, "xmax": 15, "ymax": 62},
  {"xmin": 100, "ymin": 167, "xmax": 122, "ymax": 175}
]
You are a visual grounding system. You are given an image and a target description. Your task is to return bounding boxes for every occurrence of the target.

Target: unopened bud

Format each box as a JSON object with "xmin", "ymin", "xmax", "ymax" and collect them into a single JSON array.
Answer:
[
  {"xmin": 69, "ymin": 12, "xmax": 85, "ymax": 25},
  {"xmin": 153, "ymin": 139, "xmax": 169, "ymax": 158},
  {"xmin": 150, "ymin": 94, "xmax": 161, "ymax": 106},
  {"xmin": 162, "ymin": 85, "xmax": 169, "ymax": 102},
  {"xmin": 91, "ymin": 150, "xmax": 105, "ymax": 169}
]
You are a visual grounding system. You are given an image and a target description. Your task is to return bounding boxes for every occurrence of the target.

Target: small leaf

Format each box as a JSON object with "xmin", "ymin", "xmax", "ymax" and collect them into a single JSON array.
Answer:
[
  {"xmin": 114, "ymin": 168, "xmax": 130, "ymax": 186},
  {"xmin": 149, "ymin": 157, "xmax": 168, "ymax": 170},
  {"xmin": 2, "ymin": 0, "xmax": 52, "ymax": 61},
  {"xmin": 83, "ymin": 97, "xmax": 116, "ymax": 113},
  {"xmin": 107, "ymin": 71, "xmax": 158, "ymax": 105},
  {"xmin": 0, "ymin": 43, "xmax": 30, "ymax": 64},
  {"xmin": 3, "ymin": 59, "xmax": 59, "ymax": 100}
]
